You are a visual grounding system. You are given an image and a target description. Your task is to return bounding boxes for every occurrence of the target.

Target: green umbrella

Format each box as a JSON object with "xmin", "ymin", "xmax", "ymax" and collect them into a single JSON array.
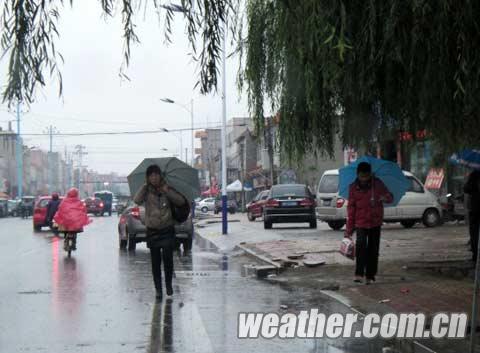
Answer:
[{"xmin": 127, "ymin": 157, "xmax": 200, "ymax": 202}]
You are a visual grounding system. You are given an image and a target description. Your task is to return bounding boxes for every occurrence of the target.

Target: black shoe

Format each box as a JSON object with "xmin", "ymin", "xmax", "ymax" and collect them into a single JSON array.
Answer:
[{"xmin": 166, "ymin": 285, "xmax": 173, "ymax": 296}]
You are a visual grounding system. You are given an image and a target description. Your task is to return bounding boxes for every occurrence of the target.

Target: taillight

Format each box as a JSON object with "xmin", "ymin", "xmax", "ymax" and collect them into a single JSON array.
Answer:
[
  {"xmin": 300, "ymin": 198, "xmax": 315, "ymax": 207},
  {"xmin": 266, "ymin": 199, "xmax": 280, "ymax": 207},
  {"xmin": 336, "ymin": 198, "xmax": 345, "ymax": 208},
  {"xmin": 130, "ymin": 207, "xmax": 140, "ymax": 219},
  {"xmin": 99, "ymin": 202, "xmax": 104, "ymax": 208},
  {"xmin": 119, "ymin": 215, "xmax": 127, "ymax": 224}
]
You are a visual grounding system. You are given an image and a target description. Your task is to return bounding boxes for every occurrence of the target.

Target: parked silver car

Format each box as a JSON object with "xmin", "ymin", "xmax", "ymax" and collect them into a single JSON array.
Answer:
[
  {"xmin": 316, "ymin": 169, "xmax": 442, "ymax": 230},
  {"xmin": 196, "ymin": 197, "xmax": 216, "ymax": 213},
  {"xmin": 118, "ymin": 200, "xmax": 193, "ymax": 251}
]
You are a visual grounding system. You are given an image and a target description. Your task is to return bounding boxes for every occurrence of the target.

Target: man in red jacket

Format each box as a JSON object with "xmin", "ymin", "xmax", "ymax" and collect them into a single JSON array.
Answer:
[{"xmin": 346, "ymin": 162, "xmax": 393, "ymax": 284}]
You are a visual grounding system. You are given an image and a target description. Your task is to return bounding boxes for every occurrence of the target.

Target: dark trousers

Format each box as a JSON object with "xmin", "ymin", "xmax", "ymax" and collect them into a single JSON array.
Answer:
[
  {"xmin": 469, "ymin": 212, "xmax": 480, "ymax": 262},
  {"xmin": 355, "ymin": 227, "xmax": 381, "ymax": 279},
  {"xmin": 150, "ymin": 243, "xmax": 174, "ymax": 293}
]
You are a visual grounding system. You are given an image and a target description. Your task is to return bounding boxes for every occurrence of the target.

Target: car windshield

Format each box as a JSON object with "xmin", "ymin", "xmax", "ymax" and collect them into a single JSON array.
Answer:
[
  {"xmin": 318, "ymin": 174, "xmax": 339, "ymax": 193},
  {"xmin": 38, "ymin": 199, "xmax": 49, "ymax": 208},
  {"xmin": 272, "ymin": 185, "xmax": 307, "ymax": 198}
]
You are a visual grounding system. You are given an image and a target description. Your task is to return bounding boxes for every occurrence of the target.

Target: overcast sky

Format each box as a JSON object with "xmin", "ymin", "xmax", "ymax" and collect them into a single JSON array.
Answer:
[{"xmin": 0, "ymin": 0, "xmax": 249, "ymax": 176}]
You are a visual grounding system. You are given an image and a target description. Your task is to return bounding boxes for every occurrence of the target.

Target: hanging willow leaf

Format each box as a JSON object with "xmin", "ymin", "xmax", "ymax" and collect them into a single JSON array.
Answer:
[
  {"xmin": 240, "ymin": 0, "xmax": 480, "ymax": 162},
  {"xmin": 0, "ymin": 0, "xmax": 236, "ymax": 106}
]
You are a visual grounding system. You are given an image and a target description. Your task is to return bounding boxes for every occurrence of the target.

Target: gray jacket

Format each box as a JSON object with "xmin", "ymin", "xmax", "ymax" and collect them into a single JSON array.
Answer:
[{"xmin": 133, "ymin": 184, "xmax": 185, "ymax": 230}]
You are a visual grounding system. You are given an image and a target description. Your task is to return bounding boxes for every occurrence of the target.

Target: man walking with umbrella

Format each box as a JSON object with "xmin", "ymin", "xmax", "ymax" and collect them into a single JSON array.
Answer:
[
  {"xmin": 134, "ymin": 164, "xmax": 188, "ymax": 299},
  {"xmin": 345, "ymin": 162, "xmax": 394, "ymax": 284},
  {"xmin": 464, "ymin": 170, "xmax": 480, "ymax": 263}
]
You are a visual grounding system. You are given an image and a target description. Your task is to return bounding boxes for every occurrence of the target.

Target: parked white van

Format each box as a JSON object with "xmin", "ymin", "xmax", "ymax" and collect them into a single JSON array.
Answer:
[{"xmin": 316, "ymin": 169, "xmax": 442, "ymax": 230}]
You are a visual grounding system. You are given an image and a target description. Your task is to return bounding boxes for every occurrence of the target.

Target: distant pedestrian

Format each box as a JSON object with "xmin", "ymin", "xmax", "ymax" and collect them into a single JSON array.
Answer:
[
  {"xmin": 464, "ymin": 170, "xmax": 480, "ymax": 263},
  {"xmin": 46, "ymin": 192, "xmax": 61, "ymax": 235},
  {"xmin": 346, "ymin": 162, "xmax": 393, "ymax": 284},
  {"xmin": 134, "ymin": 164, "xmax": 187, "ymax": 300}
]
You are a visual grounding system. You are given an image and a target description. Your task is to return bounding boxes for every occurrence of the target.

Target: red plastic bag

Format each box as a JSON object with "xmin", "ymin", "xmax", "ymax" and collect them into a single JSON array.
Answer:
[
  {"xmin": 340, "ymin": 237, "xmax": 355, "ymax": 260},
  {"xmin": 53, "ymin": 188, "xmax": 92, "ymax": 231}
]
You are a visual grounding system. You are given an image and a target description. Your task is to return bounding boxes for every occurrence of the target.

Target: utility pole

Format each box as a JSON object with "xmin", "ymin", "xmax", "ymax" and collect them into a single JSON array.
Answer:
[
  {"xmin": 15, "ymin": 102, "xmax": 22, "ymax": 199},
  {"xmin": 46, "ymin": 125, "xmax": 59, "ymax": 193},
  {"xmin": 266, "ymin": 117, "xmax": 275, "ymax": 188},
  {"xmin": 221, "ymin": 20, "xmax": 228, "ymax": 234},
  {"xmin": 74, "ymin": 145, "xmax": 87, "ymax": 197},
  {"xmin": 240, "ymin": 143, "xmax": 246, "ymax": 213},
  {"xmin": 191, "ymin": 98, "xmax": 194, "ymax": 167}
]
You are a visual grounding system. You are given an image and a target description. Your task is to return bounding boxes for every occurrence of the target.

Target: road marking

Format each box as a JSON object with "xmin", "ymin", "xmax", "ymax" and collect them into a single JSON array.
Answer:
[{"xmin": 178, "ymin": 302, "xmax": 215, "ymax": 352}]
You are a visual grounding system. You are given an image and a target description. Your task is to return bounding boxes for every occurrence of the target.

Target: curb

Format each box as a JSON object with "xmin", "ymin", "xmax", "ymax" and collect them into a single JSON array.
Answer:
[
  {"xmin": 194, "ymin": 230, "xmax": 279, "ymax": 278},
  {"xmin": 236, "ymin": 244, "xmax": 282, "ymax": 278}
]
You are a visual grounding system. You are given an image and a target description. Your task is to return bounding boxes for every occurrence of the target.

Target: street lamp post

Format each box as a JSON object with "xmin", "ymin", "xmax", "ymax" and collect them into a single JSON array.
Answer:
[
  {"xmin": 160, "ymin": 98, "xmax": 195, "ymax": 166},
  {"xmin": 161, "ymin": 128, "xmax": 184, "ymax": 162}
]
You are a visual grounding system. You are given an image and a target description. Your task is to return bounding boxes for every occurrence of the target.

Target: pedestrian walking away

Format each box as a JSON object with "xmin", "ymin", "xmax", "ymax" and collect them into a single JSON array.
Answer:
[
  {"xmin": 134, "ymin": 164, "xmax": 188, "ymax": 300},
  {"xmin": 464, "ymin": 170, "xmax": 480, "ymax": 263},
  {"xmin": 46, "ymin": 193, "xmax": 61, "ymax": 236},
  {"xmin": 345, "ymin": 162, "xmax": 393, "ymax": 285}
]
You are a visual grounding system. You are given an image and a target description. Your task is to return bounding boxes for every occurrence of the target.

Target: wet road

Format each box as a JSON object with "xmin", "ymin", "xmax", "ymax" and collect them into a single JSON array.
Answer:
[{"xmin": 1, "ymin": 216, "xmax": 397, "ymax": 353}]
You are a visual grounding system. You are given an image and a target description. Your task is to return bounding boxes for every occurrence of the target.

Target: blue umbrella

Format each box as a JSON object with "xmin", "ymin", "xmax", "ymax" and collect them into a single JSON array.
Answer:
[
  {"xmin": 338, "ymin": 156, "xmax": 409, "ymax": 207},
  {"xmin": 450, "ymin": 149, "xmax": 480, "ymax": 170}
]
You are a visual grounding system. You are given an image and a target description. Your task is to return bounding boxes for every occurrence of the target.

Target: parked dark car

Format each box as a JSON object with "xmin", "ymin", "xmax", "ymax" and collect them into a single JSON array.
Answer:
[
  {"xmin": 263, "ymin": 184, "xmax": 317, "ymax": 229},
  {"xmin": 94, "ymin": 191, "xmax": 113, "ymax": 216},
  {"xmin": 7, "ymin": 199, "xmax": 21, "ymax": 217},
  {"xmin": 20, "ymin": 196, "xmax": 35, "ymax": 218},
  {"xmin": 246, "ymin": 190, "xmax": 270, "ymax": 221},
  {"xmin": 214, "ymin": 198, "xmax": 238, "ymax": 214},
  {"xmin": 83, "ymin": 197, "xmax": 105, "ymax": 216},
  {"xmin": 117, "ymin": 200, "xmax": 193, "ymax": 251},
  {"xmin": 0, "ymin": 198, "xmax": 8, "ymax": 217}
]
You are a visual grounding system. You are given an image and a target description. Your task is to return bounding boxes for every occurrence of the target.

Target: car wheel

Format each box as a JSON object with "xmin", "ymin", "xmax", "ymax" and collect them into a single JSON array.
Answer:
[
  {"xmin": 264, "ymin": 220, "xmax": 272, "ymax": 229},
  {"xmin": 247, "ymin": 211, "xmax": 256, "ymax": 222},
  {"xmin": 127, "ymin": 233, "xmax": 137, "ymax": 251},
  {"xmin": 33, "ymin": 225, "xmax": 41, "ymax": 232},
  {"xmin": 201, "ymin": 207, "xmax": 208, "ymax": 213},
  {"xmin": 309, "ymin": 219, "xmax": 317, "ymax": 229},
  {"xmin": 400, "ymin": 220, "xmax": 416, "ymax": 229},
  {"xmin": 423, "ymin": 209, "xmax": 440, "ymax": 227},
  {"xmin": 109, "ymin": 211, "xmax": 112, "ymax": 217},
  {"xmin": 327, "ymin": 221, "xmax": 345, "ymax": 231}
]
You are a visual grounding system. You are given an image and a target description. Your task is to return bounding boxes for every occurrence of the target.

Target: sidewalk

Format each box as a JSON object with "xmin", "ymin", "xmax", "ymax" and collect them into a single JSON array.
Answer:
[{"xmin": 195, "ymin": 214, "xmax": 479, "ymax": 353}]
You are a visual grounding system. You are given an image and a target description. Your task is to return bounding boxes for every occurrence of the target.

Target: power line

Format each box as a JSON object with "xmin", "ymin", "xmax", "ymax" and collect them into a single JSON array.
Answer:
[{"xmin": 20, "ymin": 123, "xmax": 247, "ymax": 137}]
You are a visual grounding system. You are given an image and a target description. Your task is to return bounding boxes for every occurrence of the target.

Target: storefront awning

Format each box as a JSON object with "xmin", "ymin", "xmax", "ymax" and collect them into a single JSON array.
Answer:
[{"xmin": 226, "ymin": 180, "xmax": 242, "ymax": 192}]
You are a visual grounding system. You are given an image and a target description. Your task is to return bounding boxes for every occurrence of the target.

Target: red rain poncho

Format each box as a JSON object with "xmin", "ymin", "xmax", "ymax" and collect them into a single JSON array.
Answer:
[{"xmin": 53, "ymin": 188, "xmax": 92, "ymax": 231}]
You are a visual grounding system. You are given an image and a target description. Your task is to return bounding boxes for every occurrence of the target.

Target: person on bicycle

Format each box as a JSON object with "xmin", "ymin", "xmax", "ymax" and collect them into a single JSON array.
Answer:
[{"xmin": 53, "ymin": 188, "xmax": 91, "ymax": 250}]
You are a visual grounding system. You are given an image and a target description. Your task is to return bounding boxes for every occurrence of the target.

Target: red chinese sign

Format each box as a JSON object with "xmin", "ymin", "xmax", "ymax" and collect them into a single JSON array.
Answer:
[
  {"xmin": 398, "ymin": 129, "xmax": 428, "ymax": 141},
  {"xmin": 424, "ymin": 168, "xmax": 445, "ymax": 190}
]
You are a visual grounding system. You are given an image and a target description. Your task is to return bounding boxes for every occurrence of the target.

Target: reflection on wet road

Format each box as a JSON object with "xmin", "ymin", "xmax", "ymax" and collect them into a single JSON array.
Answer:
[{"xmin": 1, "ymin": 216, "xmax": 396, "ymax": 353}]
